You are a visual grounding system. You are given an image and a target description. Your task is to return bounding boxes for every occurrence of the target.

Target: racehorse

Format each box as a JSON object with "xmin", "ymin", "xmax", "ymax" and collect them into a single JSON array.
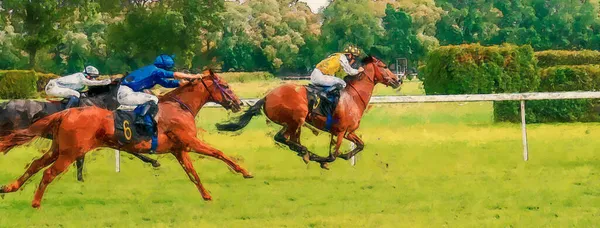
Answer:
[
  {"xmin": 0, "ymin": 70, "xmax": 252, "ymax": 208},
  {"xmin": 216, "ymin": 55, "xmax": 401, "ymax": 169},
  {"xmin": 0, "ymin": 77, "xmax": 159, "ymax": 182}
]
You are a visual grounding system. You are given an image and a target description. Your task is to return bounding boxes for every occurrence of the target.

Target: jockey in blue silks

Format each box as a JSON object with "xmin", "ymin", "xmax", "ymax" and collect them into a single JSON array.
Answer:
[{"xmin": 117, "ymin": 54, "xmax": 203, "ymax": 153}]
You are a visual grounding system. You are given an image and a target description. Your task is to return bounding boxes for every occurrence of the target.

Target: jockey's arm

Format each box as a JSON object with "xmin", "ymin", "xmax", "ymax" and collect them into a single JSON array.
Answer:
[
  {"xmin": 173, "ymin": 72, "xmax": 203, "ymax": 80},
  {"xmin": 79, "ymin": 73, "xmax": 111, "ymax": 86},
  {"xmin": 157, "ymin": 77, "xmax": 181, "ymax": 88},
  {"xmin": 339, "ymin": 54, "xmax": 362, "ymax": 76}
]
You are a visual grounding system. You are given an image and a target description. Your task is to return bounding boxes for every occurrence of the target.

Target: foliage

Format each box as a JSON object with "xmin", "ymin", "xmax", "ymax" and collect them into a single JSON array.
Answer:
[
  {"xmin": 320, "ymin": 0, "xmax": 384, "ymax": 56},
  {"xmin": 218, "ymin": 71, "xmax": 275, "ymax": 83},
  {"xmin": 422, "ymin": 44, "xmax": 539, "ymax": 95},
  {"xmin": 372, "ymin": 4, "xmax": 424, "ymax": 64},
  {"xmin": 0, "ymin": 70, "xmax": 38, "ymax": 99},
  {"xmin": 535, "ymin": 50, "xmax": 600, "ymax": 68},
  {"xmin": 495, "ymin": 65, "xmax": 600, "ymax": 123},
  {"xmin": 36, "ymin": 72, "xmax": 60, "ymax": 95}
]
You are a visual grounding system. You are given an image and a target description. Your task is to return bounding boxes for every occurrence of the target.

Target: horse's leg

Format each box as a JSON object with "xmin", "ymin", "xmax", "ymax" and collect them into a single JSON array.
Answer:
[
  {"xmin": 319, "ymin": 132, "xmax": 345, "ymax": 170},
  {"xmin": 75, "ymin": 156, "xmax": 85, "ymax": 182},
  {"xmin": 338, "ymin": 132, "xmax": 365, "ymax": 160},
  {"xmin": 274, "ymin": 125, "xmax": 326, "ymax": 164},
  {"xmin": 0, "ymin": 148, "xmax": 59, "ymax": 193},
  {"xmin": 303, "ymin": 123, "xmax": 320, "ymax": 136},
  {"xmin": 178, "ymin": 133, "xmax": 253, "ymax": 178},
  {"xmin": 31, "ymin": 154, "xmax": 76, "ymax": 208},
  {"xmin": 173, "ymin": 150, "xmax": 211, "ymax": 200},
  {"xmin": 125, "ymin": 151, "xmax": 161, "ymax": 167}
]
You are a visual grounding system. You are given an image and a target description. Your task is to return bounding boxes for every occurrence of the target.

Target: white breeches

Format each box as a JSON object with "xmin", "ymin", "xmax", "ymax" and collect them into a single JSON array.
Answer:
[
  {"xmin": 117, "ymin": 85, "xmax": 158, "ymax": 107},
  {"xmin": 45, "ymin": 80, "xmax": 80, "ymax": 98},
  {"xmin": 310, "ymin": 69, "xmax": 346, "ymax": 88}
]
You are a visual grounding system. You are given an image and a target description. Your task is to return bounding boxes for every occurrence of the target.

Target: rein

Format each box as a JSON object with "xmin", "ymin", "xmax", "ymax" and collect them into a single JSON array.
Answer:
[
  {"xmin": 168, "ymin": 95, "xmax": 194, "ymax": 115},
  {"xmin": 167, "ymin": 73, "xmax": 233, "ymax": 115},
  {"xmin": 347, "ymin": 61, "xmax": 379, "ymax": 110}
]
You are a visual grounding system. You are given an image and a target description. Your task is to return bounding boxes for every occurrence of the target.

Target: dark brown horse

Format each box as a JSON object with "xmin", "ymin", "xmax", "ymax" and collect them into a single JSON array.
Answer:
[
  {"xmin": 0, "ymin": 70, "xmax": 252, "ymax": 208},
  {"xmin": 0, "ymin": 78, "xmax": 159, "ymax": 182},
  {"xmin": 216, "ymin": 55, "xmax": 401, "ymax": 169}
]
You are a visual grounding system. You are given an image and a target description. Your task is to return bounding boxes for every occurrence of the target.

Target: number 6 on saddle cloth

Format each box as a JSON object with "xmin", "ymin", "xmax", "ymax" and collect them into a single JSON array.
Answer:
[{"xmin": 113, "ymin": 101, "xmax": 158, "ymax": 151}]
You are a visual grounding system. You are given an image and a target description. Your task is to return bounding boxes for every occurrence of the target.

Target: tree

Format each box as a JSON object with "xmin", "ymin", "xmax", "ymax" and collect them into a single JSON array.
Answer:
[
  {"xmin": 320, "ymin": 0, "xmax": 384, "ymax": 55},
  {"xmin": 374, "ymin": 4, "xmax": 423, "ymax": 64},
  {"xmin": 2, "ymin": 0, "xmax": 78, "ymax": 69}
]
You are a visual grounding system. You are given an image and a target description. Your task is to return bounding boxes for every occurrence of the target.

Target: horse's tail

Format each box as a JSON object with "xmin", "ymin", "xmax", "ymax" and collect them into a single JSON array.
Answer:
[
  {"xmin": 216, "ymin": 98, "xmax": 265, "ymax": 131},
  {"xmin": 0, "ymin": 111, "xmax": 65, "ymax": 154}
]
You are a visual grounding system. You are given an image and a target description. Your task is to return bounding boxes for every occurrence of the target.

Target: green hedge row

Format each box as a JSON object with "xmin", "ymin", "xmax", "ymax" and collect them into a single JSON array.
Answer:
[
  {"xmin": 0, "ymin": 70, "xmax": 60, "ymax": 99},
  {"xmin": 536, "ymin": 50, "xmax": 600, "ymax": 68},
  {"xmin": 0, "ymin": 70, "xmax": 38, "ymax": 99},
  {"xmin": 422, "ymin": 45, "xmax": 600, "ymax": 123},
  {"xmin": 422, "ymin": 44, "xmax": 539, "ymax": 95},
  {"xmin": 495, "ymin": 65, "xmax": 600, "ymax": 123},
  {"xmin": 219, "ymin": 71, "xmax": 275, "ymax": 83}
]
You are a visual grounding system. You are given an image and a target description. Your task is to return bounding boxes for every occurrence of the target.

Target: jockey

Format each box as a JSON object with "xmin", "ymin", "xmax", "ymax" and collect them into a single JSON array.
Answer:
[
  {"xmin": 117, "ymin": 54, "xmax": 202, "ymax": 153},
  {"xmin": 45, "ymin": 66, "xmax": 111, "ymax": 109},
  {"xmin": 310, "ymin": 45, "xmax": 364, "ymax": 129}
]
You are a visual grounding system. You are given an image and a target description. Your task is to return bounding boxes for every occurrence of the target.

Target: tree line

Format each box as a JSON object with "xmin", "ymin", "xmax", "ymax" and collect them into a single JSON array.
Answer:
[{"xmin": 0, "ymin": 0, "xmax": 598, "ymax": 75}]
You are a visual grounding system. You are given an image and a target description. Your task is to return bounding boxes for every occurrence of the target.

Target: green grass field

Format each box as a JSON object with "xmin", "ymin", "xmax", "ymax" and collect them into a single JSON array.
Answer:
[{"xmin": 1, "ymin": 80, "xmax": 600, "ymax": 227}]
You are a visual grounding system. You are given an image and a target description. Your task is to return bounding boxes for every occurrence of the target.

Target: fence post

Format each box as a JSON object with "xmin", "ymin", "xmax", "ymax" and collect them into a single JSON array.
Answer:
[
  {"xmin": 520, "ymin": 100, "xmax": 529, "ymax": 161},
  {"xmin": 350, "ymin": 142, "xmax": 357, "ymax": 166},
  {"xmin": 115, "ymin": 150, "xmax": 120, "ymax": 172}
]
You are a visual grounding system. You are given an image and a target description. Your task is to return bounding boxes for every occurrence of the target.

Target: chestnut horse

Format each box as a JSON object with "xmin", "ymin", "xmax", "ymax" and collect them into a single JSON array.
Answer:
[
  {"xmin": 216, "ymin": 56, "xmax": 401, "ymax": 169},
  {"xmin": 0, "ymin": 70, "xmax": 253, "ymax": 208}
]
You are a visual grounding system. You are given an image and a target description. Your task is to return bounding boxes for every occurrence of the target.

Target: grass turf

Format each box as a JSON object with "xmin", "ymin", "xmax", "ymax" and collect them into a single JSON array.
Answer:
[{"xmin": 1, "ymin": 80, "xmax": 599, "ymax": 227}]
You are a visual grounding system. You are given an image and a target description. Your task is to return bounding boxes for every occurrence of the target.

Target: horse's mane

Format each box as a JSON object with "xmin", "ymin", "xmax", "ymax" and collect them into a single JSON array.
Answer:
[{"xmin": 360, "ymin": 55, "xmax": 376, "ymax": 64}]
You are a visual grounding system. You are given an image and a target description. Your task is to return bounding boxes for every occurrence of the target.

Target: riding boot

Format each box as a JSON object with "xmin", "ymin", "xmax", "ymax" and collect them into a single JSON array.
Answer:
[
  {"xmin": 134, "ymin": 101, "xmax": 159, "ymax": 154},
  {"xmin": 324, "ymin": 88, "xmax": 340, "ymax": 130},
  {"xmin": 65, "ymin": 96, "xmax": 80, "ymax": 109}
]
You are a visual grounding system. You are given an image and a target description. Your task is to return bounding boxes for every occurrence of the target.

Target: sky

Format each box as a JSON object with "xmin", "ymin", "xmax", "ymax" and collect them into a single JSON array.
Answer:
[{"xmin": 300, "ymin": 0, "xmax": 329, "ymax": 13}]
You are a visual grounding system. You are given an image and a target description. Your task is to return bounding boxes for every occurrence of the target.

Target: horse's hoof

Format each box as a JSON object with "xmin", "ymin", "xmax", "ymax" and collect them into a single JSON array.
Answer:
[
  {"xmin": 243, "ymin": 174, "xmax": 254, "ymax": 179},
  {"xmin": 152, "ymin": 162, "xmax": 161, "ymax": 168},
  {"xmin": 31, "ymin": 202, "xmax": 41, "ymax": 208},
  {"xmin": 202, "ymin": 196, "xmax": 213, "ymax": 201},
  {"xmin": 302, "ymin": 153, "xmax": 310, "ymax": 164},
  {"xmin": 320, "ymin": 162, "xmax": 330, "ymax": 170}
]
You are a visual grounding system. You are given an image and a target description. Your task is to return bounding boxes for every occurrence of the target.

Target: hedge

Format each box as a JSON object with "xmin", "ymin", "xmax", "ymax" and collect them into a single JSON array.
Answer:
[
  {"xmin": 0, "ymin": 70, "xmax": 38, "ymax": 99},
  {"xmin": 219, "ymin": 71, "xmax": 275, "ymax": 83},
  {"xmin": 36, "ymin": 72, "xmax": 60, "ymax": 96},
  {"xmin": 535, "ymin": 50, "xmax": 600, "ymax": 68},
  {"xmin": 422, "ymin": 44, "xmax": 539, "ymax": 95},
  {"xmin": 494, "ymin": 65, "xmax": 600, "ymax": 123}
]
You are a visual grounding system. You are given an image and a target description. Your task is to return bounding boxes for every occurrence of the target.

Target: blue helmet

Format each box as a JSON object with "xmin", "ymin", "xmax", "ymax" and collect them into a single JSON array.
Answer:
[{"xmin": 154, "ymin": 54, "xmax": 175, "ymax": 70}]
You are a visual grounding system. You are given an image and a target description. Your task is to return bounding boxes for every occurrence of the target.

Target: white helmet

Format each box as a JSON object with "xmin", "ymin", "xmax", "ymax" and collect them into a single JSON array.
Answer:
[{"xmin": 84, "ymin": 65, "xmax": 100, "ymax": 77}]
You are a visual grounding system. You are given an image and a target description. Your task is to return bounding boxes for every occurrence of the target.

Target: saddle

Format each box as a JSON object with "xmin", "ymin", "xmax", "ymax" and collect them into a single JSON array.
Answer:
[
  {"xmin": 305, "ymin": 84, "xmax": 340, "ymax": 121},
  {"xmin": 113, "ymin": 108, "xmax": 156, "ymax": 148}
]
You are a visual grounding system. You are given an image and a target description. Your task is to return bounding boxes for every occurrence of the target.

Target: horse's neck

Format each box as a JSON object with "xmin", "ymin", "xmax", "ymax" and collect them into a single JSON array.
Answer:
[
  {"xmin": 343, "ymin": 71, "xmax": 376, "ymax": 115},
  {"xmin": 164, "ymin": 82, "xmax": 211, "ymax": 116}
]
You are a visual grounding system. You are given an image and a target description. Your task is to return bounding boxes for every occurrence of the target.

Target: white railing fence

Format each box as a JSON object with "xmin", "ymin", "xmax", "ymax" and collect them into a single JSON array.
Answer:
[{"xmin": 114, "ymin": 91, "xmax": 600, "ymax": 171}]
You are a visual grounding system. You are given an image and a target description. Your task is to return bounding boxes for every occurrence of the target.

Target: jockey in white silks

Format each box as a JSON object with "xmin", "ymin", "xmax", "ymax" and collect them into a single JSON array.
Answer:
[{"xmin": 45, "ymin": 66, "xmax": 111, "ymax": 108}]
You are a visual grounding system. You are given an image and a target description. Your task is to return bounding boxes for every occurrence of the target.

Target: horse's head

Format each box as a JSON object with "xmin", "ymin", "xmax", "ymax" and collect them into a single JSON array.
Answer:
[
  {"xmin": 195, "ymin": 69, "xmax": 243, "ymax": 113},
  {"xmin": 361, "ymin": 55, "xmax": 402, "ymax": 89}
]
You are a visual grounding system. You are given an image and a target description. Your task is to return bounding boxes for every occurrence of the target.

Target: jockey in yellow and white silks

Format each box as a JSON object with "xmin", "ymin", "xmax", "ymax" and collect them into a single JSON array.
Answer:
[{"xmin": 310, "ymin": 45, "xmax": 364, "ymax": 89}]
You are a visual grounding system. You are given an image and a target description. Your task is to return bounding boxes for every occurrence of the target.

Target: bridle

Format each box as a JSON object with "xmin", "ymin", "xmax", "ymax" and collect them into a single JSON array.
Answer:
[
  {"xmin": 346, "ymin": 58, "xmax": 386, "ymax": 109},
  {"xmin": 199, "ymin": 71, "xmax": 236, "ymax": 109},
  {"xmin": 167, "ymin": 71, "xmax": 236, "ymax": 115}
]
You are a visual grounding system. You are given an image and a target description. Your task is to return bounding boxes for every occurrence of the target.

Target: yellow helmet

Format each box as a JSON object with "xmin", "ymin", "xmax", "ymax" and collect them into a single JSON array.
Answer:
[{"xmin": 343, "ymin": 45, "xmax": 361, "ymax": 57}]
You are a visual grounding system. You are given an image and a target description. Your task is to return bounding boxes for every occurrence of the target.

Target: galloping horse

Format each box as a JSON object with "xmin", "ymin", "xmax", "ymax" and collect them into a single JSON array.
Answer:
[
  {"xmin": 0, "ymin": 77, "xmax": 159, "ymax": 182},
  {"xmin": 0, "ymin": 70, "xmax": 253, "ymax": 208},
  {"xmin": 216, "ymin": 55, "xmax": 401, "ymax": 169}
]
